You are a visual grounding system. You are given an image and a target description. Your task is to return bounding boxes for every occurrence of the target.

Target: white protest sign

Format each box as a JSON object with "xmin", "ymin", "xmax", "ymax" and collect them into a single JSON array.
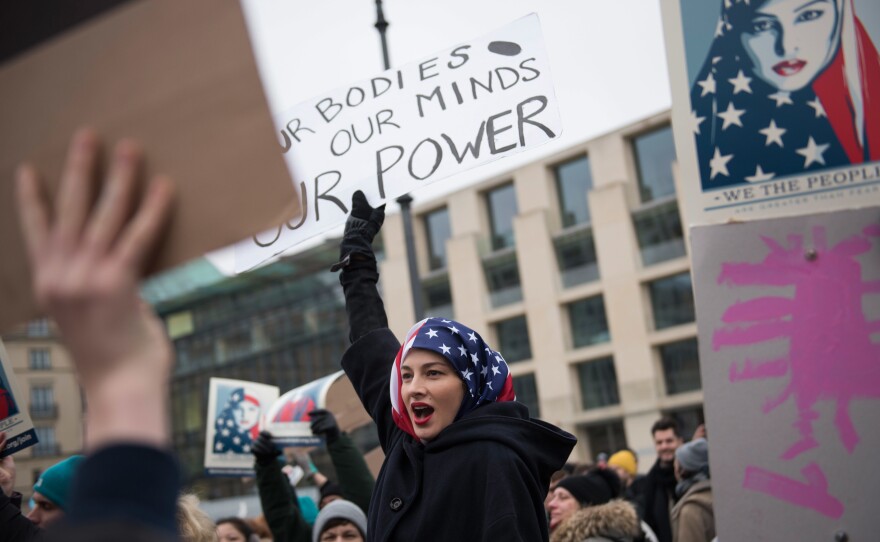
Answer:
[
  {"xmin": 204, "ymin": 377, "xmax": 279, "ymax": 476},
  {"xmin": 235, "ymin": 13, "xmax": 561, "ymax": 271}
]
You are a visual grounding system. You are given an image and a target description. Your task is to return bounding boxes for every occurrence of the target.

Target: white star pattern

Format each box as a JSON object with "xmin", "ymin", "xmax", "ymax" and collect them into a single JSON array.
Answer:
[
  {"xmin": 441, "ymin": 319, "xmax": 451, "ymax": 323},
  {"xmin": 440, "ymin": 344, "xmax": 451, "ymax": 354},
  {"xmin": 495, "ymin": 355, "xmax": 503, "ymax": 364},
  {"xmin": 690, "ymin": 110, "xmax": 706, "ymax": 135},
  {"xmin": 807, "ymin": 98, "xmax": 826, "ymax": 118},
  {"xmin": 718, "ymin": 102, "xmax": 745, "ymax": 130},
  {"xmin": 470, "ymin": 353, "xmax": 480, "ymax": 365},
  {"xmin": 221, "ymin": 428, "xmax": 230, "ymax": 437},
  {"xmin": 425, "ymin": 328, "xmax": 438, "ymax": 338},
  {"xmin": 714, "ymin": 18, "xmax": 725, "ymax": 37},
  {"xmin": 758, "ymin": 119, "xmax": 786, "ymax": 147},
  {"xmin": 468, "ymin": 331, "xmax": 478, "ymax": 343},
  {"xmin": 227, "ymin": 420, "xmax": 234, "ymax": 427},
  {"xmin": 243, "ymin": 444, "xmax": 251, "ymax": 453},
  {"xmin": 796, "ymin": 137, "xmax": 830, "ymax": 167},
  {"xmin": 481, "ymin": 365, "xmax": 489, "ymax": 377},
  {"xmin": 215, "ymin": 442, "xmax": 223, "ymax": 451},
  {"xmin": 728, "ymin": 70, "xmax": 752, "ymax": 94},
  {"xmin": 709, "ymin": 147, "xmax": 734, "ymax": 179},
  {"xmin": 461, "ymin": 369, "xmax": 473, "ymax": 381},
  {"xmin": 487, "ymin": 381, "xmax": 494, "ymax": 391},
  {"xmin": 768, "ymin": 91, "xmax": 793, "ymax": 107},
  {"xmin": 745, "ymin": 165, "xmax": 775, "ymax": 182},
  {"xmin": 492, "ymin": 365, "xmax": 501, "ymax": 376},
  {"xmin": 457, "ymin": 345, "xmax": 467, "ymax": 357},
  {"xmin": 697, "ymin": 72, "xmax": 716, "ymax": 97},
  {"xmin": 448, "ymin": 325, "xmax": 459, "ymax": 334},
  {"xmin": 233, "ymin": 436, "xmax": 241, "ymax": 445}
]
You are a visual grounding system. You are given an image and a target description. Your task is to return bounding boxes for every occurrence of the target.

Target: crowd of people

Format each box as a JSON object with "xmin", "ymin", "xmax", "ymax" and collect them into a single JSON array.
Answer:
[{"xmin": 0, "ymin": 132, "xmax": 717, "ymax": 541}]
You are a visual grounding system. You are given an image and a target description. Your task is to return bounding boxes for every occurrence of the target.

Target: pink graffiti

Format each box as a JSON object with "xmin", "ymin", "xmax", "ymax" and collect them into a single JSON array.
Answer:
[
  {"xmin": 714, "ymin": 223, "xmax": 880, "ymax": 516},
  {"xmin": 743, "ymin": 463, "xmax": 844, "ymax": 519}
]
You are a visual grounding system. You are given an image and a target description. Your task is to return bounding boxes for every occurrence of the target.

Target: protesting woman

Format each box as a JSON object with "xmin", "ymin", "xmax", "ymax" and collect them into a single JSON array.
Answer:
[{"xmin": 333, "ymin": 191, "xmax": 576, "ymax": 541}]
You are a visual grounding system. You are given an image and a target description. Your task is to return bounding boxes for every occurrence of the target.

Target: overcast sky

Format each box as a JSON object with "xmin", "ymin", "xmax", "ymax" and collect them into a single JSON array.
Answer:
[{"xmin": 212, "ymin": 0, "xmax": 672, "ymax": 271}]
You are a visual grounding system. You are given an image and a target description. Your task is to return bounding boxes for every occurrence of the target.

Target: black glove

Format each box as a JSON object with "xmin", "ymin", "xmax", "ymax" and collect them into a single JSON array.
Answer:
[
  {"xmin": 331, "ymin": 190, "xmax": 385, "ymax": 271},
  {"xmin": 309, "ymin": 409, "xmax": 341, "ymax": 445},
  {"xmin": 252, "ymin": 431, "xmax": 282, "ymax": 466}
]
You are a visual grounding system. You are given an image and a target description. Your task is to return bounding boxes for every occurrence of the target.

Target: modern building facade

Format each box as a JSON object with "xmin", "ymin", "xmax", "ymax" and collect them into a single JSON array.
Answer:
[
  {"xmin": 150, "ymin": 243, "xmax": 373, "ymax": 498},
  {"xmin": 2, "ymin": 319, "xmax": 85, "ymax": 500},
  {"xmin": 380, "ymin": 110, "xmax": 703, "ymax": 468}
]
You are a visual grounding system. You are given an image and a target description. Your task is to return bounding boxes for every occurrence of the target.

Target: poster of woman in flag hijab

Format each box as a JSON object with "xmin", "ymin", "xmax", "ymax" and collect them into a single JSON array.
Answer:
[
  {"xmin": 204, "ymin": 378, "xmax": 279, "ymax": 476},
  {"xmin": 662, "ymin": 0, "xmax": 880, "ymax": 223}
]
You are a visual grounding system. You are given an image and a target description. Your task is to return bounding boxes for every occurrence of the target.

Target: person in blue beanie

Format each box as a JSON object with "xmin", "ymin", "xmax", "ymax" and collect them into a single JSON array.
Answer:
[{"xmin": 27, "ymin": 455, "xmax": 85, "ymax": 528}]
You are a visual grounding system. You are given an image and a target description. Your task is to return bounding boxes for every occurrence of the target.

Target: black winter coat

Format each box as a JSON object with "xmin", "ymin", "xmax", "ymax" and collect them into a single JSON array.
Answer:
[{"xmin": 342, "ymin": 328, "xmax": 576, "ymax": 542}]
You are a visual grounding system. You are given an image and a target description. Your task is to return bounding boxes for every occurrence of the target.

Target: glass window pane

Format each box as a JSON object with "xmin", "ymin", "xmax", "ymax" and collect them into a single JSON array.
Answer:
[
  {"xmin": 27, "ymin": 319, "xmax": 50, "ymax": 337},
  {"xmin": 633, "ymin": 200, "xmax": 686, "ymax": 266},
  {"xmin": 424, "ymin": 208, "xmax": 451, "ymax": 270},
  {"xmin": 649, "ymin": 272, "xmax": 695, "ymax": 330},
  {"xmin": 660, "ymin": 338, "xmax": 702, "ymax": 394},
  {"xmin": 577, "ymin": 357, "xmax": 620, "ymax": 410},
  {"xmin": 483, "ymin": 252, "xmax": 522, "ymax": 307},
  {"xmin": 513, "ymin": 373, "xmax": 540, "ymax": 417},
  {"xmin": 486, "ymin": 183, "xmax": 518, "ymax": 250},
  {"xmin": 555, "ymin": 156, "xmax": 593, "ymax": 228},
  {"xmin": 423, "ymin": 276, "xmax": 454, "ymax": 320},
  {"xmin": 584, "ymin": 420, "xmax": 627, "ymax": 459},
  {"xmin": 496, "ymin": 315, "xmax": 532, "ymax": 363},
  {"xmin": 633, "ymin": 125, "xmax": 677, "ymax": 202},
  {"xmin": 568, "ymin": 296, "xmax": 610, "ymax": 348},
  {"xmin": 28, "ymin": 348, "xmax": 51, "ymax": 370},
  {"xmin": 554, "ymin": 228, "xmax": 599, "ymax": 287}
]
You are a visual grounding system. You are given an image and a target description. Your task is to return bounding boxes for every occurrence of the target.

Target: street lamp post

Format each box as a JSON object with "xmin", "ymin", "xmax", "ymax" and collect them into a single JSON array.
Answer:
[{"xmin": 373, "ymin": 0, "xmax": 425, "ymax": 321}]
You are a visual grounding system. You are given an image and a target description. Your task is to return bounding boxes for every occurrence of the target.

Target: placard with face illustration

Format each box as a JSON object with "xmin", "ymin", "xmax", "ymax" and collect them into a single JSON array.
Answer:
[
  {"xmin": 0, "ymin": 339, "xmax": 38, "ymax": 458},
  {"xmin": 204, "ymin": 378, "xmax": 279, "ymax": 476},
  {"xmin": 660, "ymin": 0, "xmax": 880, "ymax": 224}
]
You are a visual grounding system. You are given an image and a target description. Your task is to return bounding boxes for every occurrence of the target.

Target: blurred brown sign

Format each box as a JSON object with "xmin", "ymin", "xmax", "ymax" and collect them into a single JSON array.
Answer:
[{"xmin": 0, "ymin": 0, "xmax": 300, "ymax": 331}]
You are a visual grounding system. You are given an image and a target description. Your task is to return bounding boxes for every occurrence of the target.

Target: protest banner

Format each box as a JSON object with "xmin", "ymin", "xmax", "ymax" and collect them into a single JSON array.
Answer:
[
  {"xmin": 659, "ymin": 0, "xmax": 880, "ymax": 225},
  {"xmin": 0, "ymin": 0, "xmax": 298, "ymax": 332},
  {"xmin": 0, "ymin": 339, "xmax": 38, "ymax": 458},
  {"xmin": 690, "ymin": 206, "xmax": 880, "ymax": 540},
  {"xmin": 265, "ymin": 371, "xmax": 373, "ymax": 447},
  {"xmin": 235, "ymin": 13, "xmax": 561, "ymax": 270},
  {"xmin": 204, "ymin": 377, "xmax": 279, "ymax": 476}
]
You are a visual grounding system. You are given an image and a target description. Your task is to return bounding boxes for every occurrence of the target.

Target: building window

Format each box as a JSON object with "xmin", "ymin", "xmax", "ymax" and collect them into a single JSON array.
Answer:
[
  {"xmin": 422, "ymin": 275, "xmax": 454, "ymax": 320},
  {"xmin": 495, "ymin": 315, "xmax": 532, "ymax": 363},
  {"xmin": 633, "ymin": 199, "xmax": 686, "ymax": 266},
  {"xmin": 649, "ymin": 272, "xmax": 695, "ymax": 330},
  {"xmin": 555, "ymin": 155, "xmax": 593, "ymax": 228},
  {"xmin": 660, "ymin": 338, "xmax": 702, "ymax": 395},
  {"xmin": 663, "ymin": 405, "xmax": 705, "ymax": 441},
  {"xmin": 483, "ymin": 252, "xmax": 522, "ymax": 307},
  {"xmin": 30, "ymin": 386, "xmax": 57, "ymax": 419},
  {"xmin": 27, "ymin": 319, "xmax": 50, "ymax": 337},
  {"xmin": 633, "ymin": 125, "xmax": 677, "ymax": 203},
  {"xmin": 486, "ymin": 183, "xmax": 518, "ymax": 251},
  {"xmin": 424, "ymin": 207, "xmax": 451, "ymax": 271},
  {"xmin": 28, "ymin": 348, "xmax": 51, "ymax": 370},
  {"xmin": 514, "ymin": 373, "xmax": 540, "ymax": 417},
  {"xmin": 577, "ymin": 357, "xmax": 620, "ymax": 410},
  {"xmin": 583, "ymin": 420, "xmax": 627, "ymax": 459},
  {"xmin": 33, "ymin": 427, "xmax": 58, "ymax": 457},
  {"xmin": 568, "ymin": 296, "xmax": 610, "ymax": 348},
  {"xmin": 554, "ymin": 227, "xmax": 599, "ymax": 288}
]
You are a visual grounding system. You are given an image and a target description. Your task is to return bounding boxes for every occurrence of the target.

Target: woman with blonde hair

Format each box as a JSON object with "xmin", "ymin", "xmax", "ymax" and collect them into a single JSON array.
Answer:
[{"xmin": 177, "ymin": 493, "xmax": 218, "ymax": 542}]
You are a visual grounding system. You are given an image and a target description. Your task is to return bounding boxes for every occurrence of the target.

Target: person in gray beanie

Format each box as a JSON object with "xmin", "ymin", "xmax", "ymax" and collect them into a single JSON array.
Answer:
[
  {"xmin": 671, "ymin": 438, "xmax": 714, "ymax": 542},
  {"xmin": 312, "ymin": 499, "xmax": 366, "ymax": 542}
]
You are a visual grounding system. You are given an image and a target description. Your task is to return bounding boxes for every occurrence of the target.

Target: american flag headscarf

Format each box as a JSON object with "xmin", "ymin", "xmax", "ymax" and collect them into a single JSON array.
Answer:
[
  {"xmin": 390, "ymin": 317, "xmax": 516, "ymax": 440},
  {"xmin": 690, "ymin": 0, "xmax": 880, "ymax": 190}
]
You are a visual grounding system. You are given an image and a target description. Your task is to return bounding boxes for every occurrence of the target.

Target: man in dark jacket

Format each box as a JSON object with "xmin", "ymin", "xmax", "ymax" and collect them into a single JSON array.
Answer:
[{"xmin": 633, "ymin": 418, "xmax": 684, "ymax": 542}]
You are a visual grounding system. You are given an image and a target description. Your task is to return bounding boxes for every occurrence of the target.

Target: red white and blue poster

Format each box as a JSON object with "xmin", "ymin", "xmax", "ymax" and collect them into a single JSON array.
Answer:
[
  {"xmin": 661, "ymin": 0, "xmax": 880, "ymax": 224},
  {"xmin": 0, "ymin": 339, "xmax": 38, "ymax": 458}
]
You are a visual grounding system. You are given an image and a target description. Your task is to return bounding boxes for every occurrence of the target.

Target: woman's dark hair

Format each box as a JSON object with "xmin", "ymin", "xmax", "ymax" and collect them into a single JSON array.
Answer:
[
  {"xmin": 320, "ymin": 517, "xmax": 365, "ymax": 537},
  {"xmin": 217, "ymin": 517, "xmax": 255, "ymax": 538}
]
